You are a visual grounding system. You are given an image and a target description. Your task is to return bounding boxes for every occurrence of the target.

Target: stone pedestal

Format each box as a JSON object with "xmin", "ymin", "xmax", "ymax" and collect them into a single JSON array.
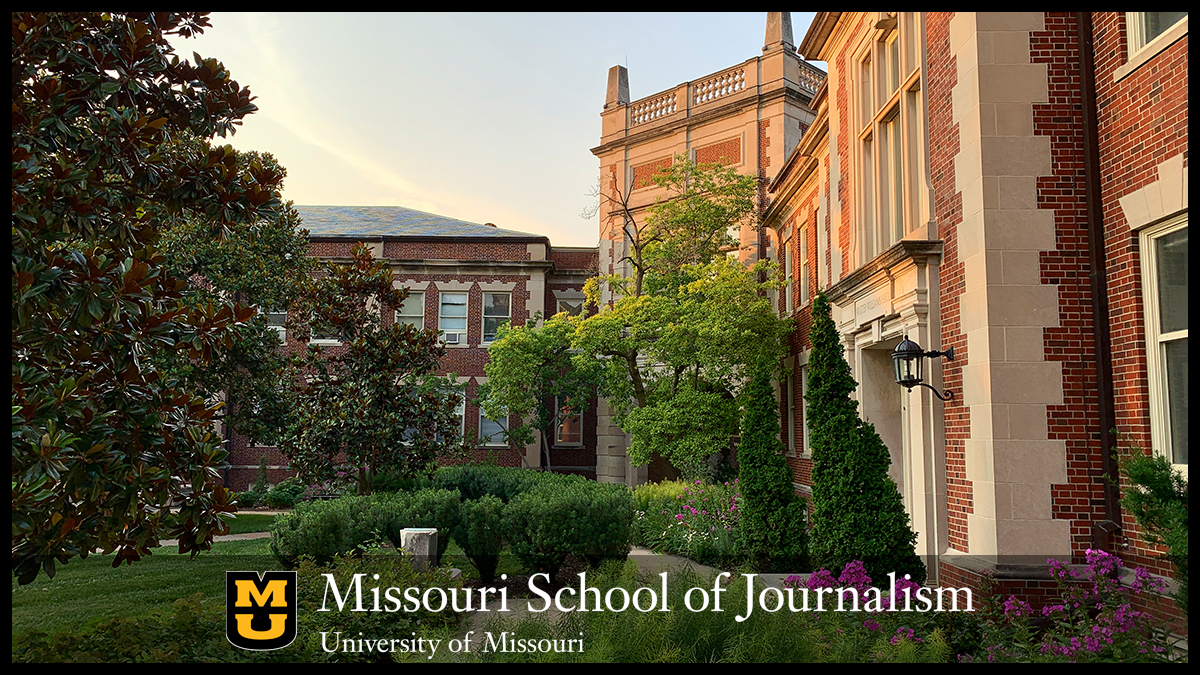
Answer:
[{"xmin": 400, "ymin": 528, "xmax": 438, "ymax": 571}]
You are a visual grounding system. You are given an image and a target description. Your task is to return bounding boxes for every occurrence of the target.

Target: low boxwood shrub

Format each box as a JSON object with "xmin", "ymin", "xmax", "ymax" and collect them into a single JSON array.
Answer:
[
  {"xmin": 270, "ymin": 495, "xmax": 381, "ymax": 566},
  {"xmin": 270, "ymin": 489, "xmax": 460, "ymax": 567},
  {"xmin": 375, "ymin": 489, "xmax": 460, "ymax": 564},
  {"xmin": 503, "ymin": 478, "xmax": 632, "ymax": 579},
  {"xmin": 263, "ymin": 476, "xmax": 307, "ymax": 509},
  {"xmin": 236, "ymin": 490, "xmax": 262, "ymax": 509},
  {"xmin": 433, "ymin": 465, "xmax": 547, "ymax": 502}
]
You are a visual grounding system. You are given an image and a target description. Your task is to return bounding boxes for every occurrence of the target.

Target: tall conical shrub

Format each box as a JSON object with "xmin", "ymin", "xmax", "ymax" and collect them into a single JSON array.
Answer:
[
  {"xmin": 737, "ymin": 358, "xmax": 808, "ymax": 571},
  {"xmin": 806, "ymin": 293, "xmax": 925, "ymax": 583}
]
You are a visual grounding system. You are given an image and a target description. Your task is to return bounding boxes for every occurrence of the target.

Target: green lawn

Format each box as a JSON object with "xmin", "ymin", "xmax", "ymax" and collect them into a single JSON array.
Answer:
[
  {"xmin": 11, "ymin": 538, "xmax": 275, "ymax": 637},
  {"xmin": 222, "ymin": 512, "xmax": 277, "ymax": 535}
]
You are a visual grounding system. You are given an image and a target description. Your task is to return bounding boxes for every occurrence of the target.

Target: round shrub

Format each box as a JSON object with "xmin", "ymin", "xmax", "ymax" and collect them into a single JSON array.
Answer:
[
  {"xmin": 503, "ymin": 479, "xmax": 632, "ymax": 578},
  {"xmin": 263, "ymin": 476, "xmax": 307, "ymax": 509}
]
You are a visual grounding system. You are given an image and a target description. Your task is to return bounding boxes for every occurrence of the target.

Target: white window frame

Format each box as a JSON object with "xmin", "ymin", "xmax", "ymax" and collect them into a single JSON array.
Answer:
[
  {"xmin": 482, "ymin": 292, "xmax": 511, "ymax": 345},
  {"xmin": 554, "ymin": 396, "xmax": 584, "ymax": 447},
  {"xmin": 1117, "ymin": 13, "xmax": 1189, "ymax": 82},
  {"xmin": 853, "ymin": 12, "xmax": 924, "ymax": 267},
  {"xmin": 395, "ymin": 291, "xmax": 424, "ymax": 330},
  {"xmin": 309, "ymin": 324, "xmax": 341, "ymax": 346},
  {"xmin": 439, "ymin": 292, "xmax": 468, "ymax": 345},
  {"xmin": 263, "ymin": 308, "xmax": 287, "ymax": 345},
  {"xmin": 1140, "ymin": 213, "xmax": 1188, "ymax": 476}
]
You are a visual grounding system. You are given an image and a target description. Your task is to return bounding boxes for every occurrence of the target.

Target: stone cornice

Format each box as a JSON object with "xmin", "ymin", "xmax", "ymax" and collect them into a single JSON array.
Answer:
[{"xmin": 825, "ymin": 239, "xmax": 943, "ymax": 304}]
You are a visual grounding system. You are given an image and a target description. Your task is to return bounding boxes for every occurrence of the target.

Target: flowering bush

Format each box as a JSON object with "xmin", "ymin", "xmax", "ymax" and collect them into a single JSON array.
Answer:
[
  {"xmin": 976, "ymin": 549, "xmax": 1176, "ymax": 662},
  {"xmin": 632, "ymin": 479, "xmax": 743, "ymax": 566}
]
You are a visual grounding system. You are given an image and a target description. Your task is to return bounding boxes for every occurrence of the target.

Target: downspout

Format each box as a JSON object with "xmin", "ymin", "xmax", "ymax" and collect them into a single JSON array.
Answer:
[{"xmin": 1074, "ymin": 12, "xmax": 1122, "ymax": 551}]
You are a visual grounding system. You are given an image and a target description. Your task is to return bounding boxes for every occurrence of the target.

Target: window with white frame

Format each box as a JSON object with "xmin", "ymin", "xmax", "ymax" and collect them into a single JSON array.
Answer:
[
  {"xmin": 439, "ymin": 292, "xmax": 467, "ymax": 344},
  {"xmin": 1127, "ymin": 12, "xmax": 1188, "ymax": 55},
  {"xmin": 478, "ymin": 407, "xmax": 508, "ymax": 447},
  {"xmin": 309, "ymin": 323, "xmax": 340, "ymax": 345},
  {"xmin": 1141, "ymin": 214, "xmax": 1187, "ymax": 471},
  {"xmin": 264, "ymin": 308, "xmax": 287, "ymax": 344},
  {"xmin": 482, "ymin": 293, "xmax": 511, "ymax": 344},
  {"xmin": 854, "ymin": 12, "xmax": 924, "ymax": 265},
  {"xmin": 395, "ymin": 291, "xmax": 424, "ymax": 329},
  {"xmin": 554, "ymin": 396, "xmax": 583, "ymax": 447}
]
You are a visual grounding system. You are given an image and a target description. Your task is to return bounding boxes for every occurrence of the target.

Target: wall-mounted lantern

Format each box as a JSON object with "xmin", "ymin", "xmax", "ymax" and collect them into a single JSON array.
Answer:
[{"xmin": 892, "ymin": 336, "xmax": 955, "ymax": 401}]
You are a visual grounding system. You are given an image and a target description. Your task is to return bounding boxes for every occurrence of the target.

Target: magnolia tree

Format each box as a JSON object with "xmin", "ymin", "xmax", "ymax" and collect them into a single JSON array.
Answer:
[
  {"xmin": 12, "ymin": 12, "xmax": 284, "ymax": 583},
  {"xmin": 280, "ymin": 245, "xmax": 464, "ymax": 495}
]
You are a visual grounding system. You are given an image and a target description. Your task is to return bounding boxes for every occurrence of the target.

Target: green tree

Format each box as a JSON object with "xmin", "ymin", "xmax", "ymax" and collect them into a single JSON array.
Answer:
[
  {"xmin": 280, "ymin": 244, "xmax": 463, "ymax": 495},
  {"xmin": 737, "ymin": 358, "xmax": 809, "ymax": 571},
  {"xmin": 12, "ymin": 12, "xmax": 283, "ymax": 583},
  {"xmin": 479, "ymin": 311, "xmax": 596, "ymax": 469},
  {"xmin": 574, "ymin": 157, "xmax": 790, "ymax": 479},
  {"xmin": 806, "ymin": 293, "xmax": 926, "ymax": 582},
  {"xmin": 157, "ymin": 150, "xmax": 314, "ymax": 446}
]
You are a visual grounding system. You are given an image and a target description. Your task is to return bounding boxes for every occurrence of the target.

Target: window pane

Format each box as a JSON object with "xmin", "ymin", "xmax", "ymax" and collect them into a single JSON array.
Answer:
[
  {"xmin": 483, "ymin": 293, "xmax": 510, "ymax": 318},
  {"xmin": 555, "ymin": 398, "xmax": 582, "ymax": 445},
  {"xmin": 397, "ymin": 292, "xmax": 423, "ymax": 329},
  {"xmin": 1156, "ymin": 227, "xmax": 1187, "ymax": 334},
  {"xmin": 483, "ymin": 317, "xmax": 507, "ymax": 342},
  {"xmin": 441, "ymin": 293, "xmax": 467, "ymax": 316},
  {"xmin": 1165, "ymin": 337, "xmax": 1188, "ymax": 465},
  {"xmin": 1142, "ymin": 12, "xmax": 1188, "ymax": 45},
  {"xmin": 442, "ymin": 317, "xmax": 467, "ymax": 331},
  {"xmin": 480, "ymin": 413, "xmax": 507, "ymax": 445}
]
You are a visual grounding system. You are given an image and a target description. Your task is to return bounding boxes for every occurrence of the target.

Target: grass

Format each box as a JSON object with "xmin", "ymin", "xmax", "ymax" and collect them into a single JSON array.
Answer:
[
  {"xmin": 222, "ymin": 512, "xmax": 277, "ymax": 535},
  {"xmin": 11, "ymin": 538, "xmax": 275, "ymax": 637}
]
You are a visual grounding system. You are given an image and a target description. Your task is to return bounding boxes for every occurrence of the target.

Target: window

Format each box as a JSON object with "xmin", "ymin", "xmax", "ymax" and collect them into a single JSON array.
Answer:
[
  {"xmin": 439, "ymin": 292, "xmax": 467, "ymax": 344},
  {"xmin": 854, "ymin": 12, "xmax": 924, "ymax": 265},
  {"xmin": 800, "ymin": 364, "xmax": 811, "ymax": 457},
  {"xmin": 557, "ymin": 298, "xmax": 583, "ymax": 317},
  {"xmin": 554, "ymin": 396, "xmax": 583, "ymax": 447},
  {"xmin": 785, "ymin": 373, "xmax": 796, "ymax": 458},
  {"xmin": 264, "ymin": 308, "xmax": 287, "ymax": 344},
  {"xmin": 435, "ymin": 389, "xmax": 466, "ymax": 444},
  {"xmin": 478, "ymin": 407, "xmax": 508, "ymax": 447},
  {"xmin": 310, "ymin": 324, "xmax": 340, "ymax": 345},
  {"xmin": 482, "ymin": 293, "xmax": 510, "ymax": 344},
  {"xmin": 782, "ymin": 239, "xmax": 794, "ymax": 314},
  {"xmin": 1141, "ymin": 214, "xmax": 1188, "ymax": 471},
  {"xmin": 799, "ymin": 221, "xmax": 811, "ymax": 307},
  {"xmin": 1128, "ymin": 12, "xmax": 1188, "ymax": 55},
  {"xmin": 395, "ymin": 292, "xmax": 424, "ymax": 330}
]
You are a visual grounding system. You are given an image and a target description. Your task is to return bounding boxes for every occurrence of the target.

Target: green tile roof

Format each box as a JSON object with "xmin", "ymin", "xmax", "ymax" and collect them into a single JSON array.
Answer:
[{"xmin": 296, "ymin": 205, "xmax": 544, "ymax": 240}]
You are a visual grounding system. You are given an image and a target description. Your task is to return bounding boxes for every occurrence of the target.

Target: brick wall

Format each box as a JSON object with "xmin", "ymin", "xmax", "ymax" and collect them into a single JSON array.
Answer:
[
  {"xmin": 696, "ymin": 137, "xmax": 742, "ymax": 166},
  {"xmin": 925, "ymin": 12, "xmax": 973, "ymax": 553},
  {"xmin": 1091, "ymin": 11, "xmax": 1189, "ymax": 578}
]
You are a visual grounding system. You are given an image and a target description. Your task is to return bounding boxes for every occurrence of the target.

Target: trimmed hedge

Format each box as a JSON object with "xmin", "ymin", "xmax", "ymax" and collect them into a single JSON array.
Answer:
[
  {"xmin": 503, "ymin": 477, "xmax": 633, "ymax": 579},
  {"xmin": 270, "ymin": 489, "xmax": 460, "ymax": 567}
]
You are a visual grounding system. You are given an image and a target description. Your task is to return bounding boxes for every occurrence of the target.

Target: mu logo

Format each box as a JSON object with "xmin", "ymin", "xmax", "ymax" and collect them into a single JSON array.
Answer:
[{"xmin": 226, "ymin": 571, "xmax": 298, "ymax": 650}]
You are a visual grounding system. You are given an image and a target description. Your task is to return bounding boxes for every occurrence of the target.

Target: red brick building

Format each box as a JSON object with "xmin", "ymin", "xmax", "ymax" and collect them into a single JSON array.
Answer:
[
  {"xmin": 761, "ymin": 11, "xmax": 1186, "ymax": 614},
  {"xmin": 224, "ymin": 205, "xmax": 599, "ymax": 490}
]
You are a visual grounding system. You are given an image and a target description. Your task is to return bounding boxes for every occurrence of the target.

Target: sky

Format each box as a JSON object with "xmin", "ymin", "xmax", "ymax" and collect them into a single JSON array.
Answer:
[{"xmin": 169, "ymin": 13, "xmax": 818, "ymax": 248}]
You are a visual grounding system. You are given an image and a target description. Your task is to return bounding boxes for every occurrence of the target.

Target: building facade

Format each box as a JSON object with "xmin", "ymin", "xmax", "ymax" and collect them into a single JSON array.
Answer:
[
  {"xmin": 590, "ymin": 12, "xmax": 826, "ymax": 485},
  {"xmin": 762, "ymin": 11, "xmax": 1185, "ymax": 614},
  {"xmin": 224, "ymin": 205, "xmax": 599, "ymax": 490}
]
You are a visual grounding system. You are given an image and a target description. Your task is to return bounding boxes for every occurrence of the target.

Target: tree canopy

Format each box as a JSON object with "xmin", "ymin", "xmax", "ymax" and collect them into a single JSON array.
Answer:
[
  {"xmin": 279, "ymin": 245, "xmax": 464, "ymax": 495},
  {"xmin": 12, "ymin": 12, "xmax": 286, "ymax": 583}
]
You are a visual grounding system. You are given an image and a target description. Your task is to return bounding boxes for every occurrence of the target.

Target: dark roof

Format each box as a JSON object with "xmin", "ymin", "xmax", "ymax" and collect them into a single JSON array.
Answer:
[{"xmin": 296, "ymin": 205, "xmax": 545, "ymax": 241}]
